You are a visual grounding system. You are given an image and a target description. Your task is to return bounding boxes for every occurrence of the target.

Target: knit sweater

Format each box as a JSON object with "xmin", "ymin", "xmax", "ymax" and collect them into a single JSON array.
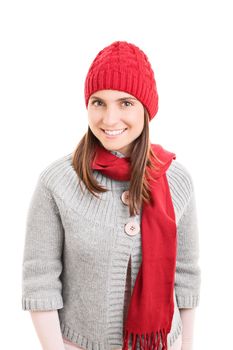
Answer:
[{"xmin": 21, "ymin": 149, "xmax": 201, "ymax": 350}]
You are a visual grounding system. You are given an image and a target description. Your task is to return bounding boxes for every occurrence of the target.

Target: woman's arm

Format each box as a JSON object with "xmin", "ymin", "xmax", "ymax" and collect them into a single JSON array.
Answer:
[
  {"xmin": 175, "ymin": 188, "xmax": 201, "ymax": 308},
  {"xmin": 179, "ymin": 308, "xmax": 196, "ymax": 350},
  {"xmin": 173, "ymin": 164, "xmax": 201, "ymax": 350},
  {"xmin": 30, "ymin": 310, "xmax": 65, "ymax": 350},
  {"xmin": 22, "ymin": 178, "xmax": 64, "ymax": 311},
  {"xmin": 22, "ymin": 178, "xmax": 65, "ymax": 348}
]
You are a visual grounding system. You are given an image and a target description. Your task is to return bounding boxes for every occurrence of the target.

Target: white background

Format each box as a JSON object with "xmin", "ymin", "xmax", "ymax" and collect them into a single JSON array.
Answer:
[{"xmin": 0, "ymin": 0, "xmax": 232, "ymax": 348}]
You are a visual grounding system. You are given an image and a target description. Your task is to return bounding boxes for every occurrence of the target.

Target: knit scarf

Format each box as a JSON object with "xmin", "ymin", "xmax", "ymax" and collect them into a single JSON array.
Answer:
[{"xmin": 91, "ymin": 143, "xmax": 177, "ymax": 350}]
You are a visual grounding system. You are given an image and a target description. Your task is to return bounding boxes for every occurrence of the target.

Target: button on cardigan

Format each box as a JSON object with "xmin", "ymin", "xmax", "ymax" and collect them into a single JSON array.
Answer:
[{"xmin": 21, "ymin": 150, "xmax": 201, "ymax": 350}]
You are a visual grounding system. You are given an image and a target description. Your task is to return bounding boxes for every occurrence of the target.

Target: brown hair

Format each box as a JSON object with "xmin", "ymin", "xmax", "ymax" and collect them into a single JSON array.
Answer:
[{"xmin": 71, "ymin": 108, "xmax": 166, "ymax": 217}]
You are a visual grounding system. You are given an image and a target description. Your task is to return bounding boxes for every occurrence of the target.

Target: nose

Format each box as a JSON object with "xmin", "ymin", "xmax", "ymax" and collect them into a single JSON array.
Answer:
[{"xmin": 102, "ymin": 105, "xmax": 121, "ymax": 127}]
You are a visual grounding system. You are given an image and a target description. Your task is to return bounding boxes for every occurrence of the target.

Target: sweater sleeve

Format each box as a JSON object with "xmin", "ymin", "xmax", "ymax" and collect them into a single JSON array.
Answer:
[
  {"xmin": 21, "ymin": 177, "xmax": 64, "ymax": 311},
  {"xmin": 175, "ymin": 185, "xmax": 201, "ymax": 309}
]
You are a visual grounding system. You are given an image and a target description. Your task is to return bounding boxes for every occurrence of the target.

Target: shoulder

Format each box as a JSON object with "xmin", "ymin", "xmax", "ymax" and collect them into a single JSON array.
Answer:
[
  {"xmin": 166, "ymin": 158, "xmax": 195, "ymax": 212},
  {"xmin": 38, "ymin": 152, "xmax": 74, "ymax": 193}
]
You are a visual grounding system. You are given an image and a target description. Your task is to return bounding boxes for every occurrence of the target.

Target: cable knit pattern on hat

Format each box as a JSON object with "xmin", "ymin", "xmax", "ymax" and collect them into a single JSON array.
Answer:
[{"xmin": 84, "ymin": 41, "xmax": 159, "ymax": 120}]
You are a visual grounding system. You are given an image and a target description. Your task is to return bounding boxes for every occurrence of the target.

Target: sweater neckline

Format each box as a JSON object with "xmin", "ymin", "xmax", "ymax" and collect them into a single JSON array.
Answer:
[{"xmin": 109, "ymin": 150, "xmax": 126, "ymax": 158}]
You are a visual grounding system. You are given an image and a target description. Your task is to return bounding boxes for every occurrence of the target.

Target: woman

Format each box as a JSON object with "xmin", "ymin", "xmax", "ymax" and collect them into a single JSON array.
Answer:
[{"xmin": 22, "ymin": 41, "xmax": 201, "ymax": 350}]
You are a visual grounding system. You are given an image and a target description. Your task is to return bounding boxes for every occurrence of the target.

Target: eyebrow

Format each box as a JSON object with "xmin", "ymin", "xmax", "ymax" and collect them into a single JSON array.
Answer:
[{"xmin": 90, "ymin": 95, "xmax": 137, "ymax": 102}]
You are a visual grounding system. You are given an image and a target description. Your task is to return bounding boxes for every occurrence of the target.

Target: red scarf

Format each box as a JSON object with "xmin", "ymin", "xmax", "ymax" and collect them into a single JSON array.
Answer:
[{"xmin": 91, "ymin": 143, "xmax": 177, "ymax": 350}]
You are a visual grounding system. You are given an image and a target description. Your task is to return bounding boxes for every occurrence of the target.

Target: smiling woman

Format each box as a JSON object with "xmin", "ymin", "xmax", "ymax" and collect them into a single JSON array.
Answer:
[{"xmin": 22, "ymin": 40, "xmax": 201, "ymax": 350}]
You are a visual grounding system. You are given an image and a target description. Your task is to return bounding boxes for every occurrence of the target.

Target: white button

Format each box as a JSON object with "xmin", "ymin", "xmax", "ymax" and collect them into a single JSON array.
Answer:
[
  {"xmin": 124, "ymin": 221, "xmax": 140, "ymax": 236},
  {"xmin": 121, "ymin": 190, "xmax": 130, "ymax": 205}
]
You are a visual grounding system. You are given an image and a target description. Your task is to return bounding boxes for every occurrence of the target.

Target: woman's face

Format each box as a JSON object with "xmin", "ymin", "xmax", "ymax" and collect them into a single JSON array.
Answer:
[{"xmin": 87, "ymin": 89, "xmax": 144, "ymax": 157}]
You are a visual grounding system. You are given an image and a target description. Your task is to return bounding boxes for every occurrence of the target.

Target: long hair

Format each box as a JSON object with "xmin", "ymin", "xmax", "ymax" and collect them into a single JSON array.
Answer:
[{"xmin": 71, "ymin": 108, "xmax": 166, "ymax": 217}]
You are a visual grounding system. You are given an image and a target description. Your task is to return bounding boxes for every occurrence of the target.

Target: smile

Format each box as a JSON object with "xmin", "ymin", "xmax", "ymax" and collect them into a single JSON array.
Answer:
[{"xmin": 102, "ymin": 128, "xmax": 127, "ymax": 136}]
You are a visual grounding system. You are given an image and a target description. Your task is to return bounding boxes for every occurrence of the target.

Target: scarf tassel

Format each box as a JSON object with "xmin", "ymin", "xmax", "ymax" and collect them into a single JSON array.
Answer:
[{"xmin": 123, "ymin": 329, "xmax": 168, "ymax": 350}]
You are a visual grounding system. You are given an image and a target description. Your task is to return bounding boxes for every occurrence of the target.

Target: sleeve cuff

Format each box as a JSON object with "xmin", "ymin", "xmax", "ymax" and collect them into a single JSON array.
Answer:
[
  {"xmin": 22, "ymin": 295, "xmax": 63, "ymax": 311},
  {"xmin": 176, "ymin": 295, "xmax": 200, "ymax": 308}
]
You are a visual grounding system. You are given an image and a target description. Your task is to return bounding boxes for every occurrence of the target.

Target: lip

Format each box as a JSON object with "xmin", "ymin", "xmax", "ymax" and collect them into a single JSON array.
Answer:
[
  {"xmin": 101, "ymin": 128, "xmax": 127, "ymax": 132},
  {"xmin": 101, "ymin": 128, "xmax": 127, "ymax": 138}
]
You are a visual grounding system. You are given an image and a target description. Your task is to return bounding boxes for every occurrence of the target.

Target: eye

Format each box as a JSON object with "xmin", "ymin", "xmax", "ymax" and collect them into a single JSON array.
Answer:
[
  {"xmin": 91, "ymin": 99, "xmax": 103, "ymax": 106},
  {"xmin": 122, "ymin": 100, "xmax": 133, "ymax": 107}
]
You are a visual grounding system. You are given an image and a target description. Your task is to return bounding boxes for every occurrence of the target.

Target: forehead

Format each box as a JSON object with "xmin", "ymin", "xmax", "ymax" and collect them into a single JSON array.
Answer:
[{"xmin": 89, "ymin": 89, "xmax": 137, "ymax": 100}]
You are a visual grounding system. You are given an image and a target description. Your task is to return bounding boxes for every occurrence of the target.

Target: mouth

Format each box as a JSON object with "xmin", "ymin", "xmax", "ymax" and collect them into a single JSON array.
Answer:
[{"xmin": 101, "ymin": 128, "xmax": 127, "ymax": 137}]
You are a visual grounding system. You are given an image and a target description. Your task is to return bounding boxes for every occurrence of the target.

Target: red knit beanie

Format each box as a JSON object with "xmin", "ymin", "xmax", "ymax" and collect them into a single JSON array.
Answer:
[{"xmin": 84, "ymin": 41, "xmax": 159, "ymax": 120}]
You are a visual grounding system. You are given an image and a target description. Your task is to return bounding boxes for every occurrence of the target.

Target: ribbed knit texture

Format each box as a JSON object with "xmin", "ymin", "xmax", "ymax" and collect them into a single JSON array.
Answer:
[{"xmin": 21, "ymin": 151, "xmax": 201, "ymax": 350}]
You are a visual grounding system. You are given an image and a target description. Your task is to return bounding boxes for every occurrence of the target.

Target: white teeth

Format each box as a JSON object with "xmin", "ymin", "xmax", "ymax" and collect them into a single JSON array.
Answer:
[{"xmin": 104, "ymin": 129, "xmax": 125, "ymax": 135}]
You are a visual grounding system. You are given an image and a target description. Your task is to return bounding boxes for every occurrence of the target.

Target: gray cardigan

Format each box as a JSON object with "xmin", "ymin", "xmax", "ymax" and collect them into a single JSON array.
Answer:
[{"xmin": 21, "ymin": 150, "xmax": 201, "ymax": 350}]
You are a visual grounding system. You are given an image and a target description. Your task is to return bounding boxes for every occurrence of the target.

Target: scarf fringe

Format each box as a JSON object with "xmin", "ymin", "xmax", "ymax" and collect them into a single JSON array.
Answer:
[{"xmin": 122, "ymin": 328, "xmax": 168, "ymax": 350}]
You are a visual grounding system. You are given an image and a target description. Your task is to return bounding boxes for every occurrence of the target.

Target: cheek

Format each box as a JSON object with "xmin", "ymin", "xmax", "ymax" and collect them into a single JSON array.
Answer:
[
  {"xmin": 87, "ymin": 112, "xmax": 101, "ymax": 126},
  {"xmin": 128, "ymin": 112, "xmax": 144, "ymax": 132}
]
